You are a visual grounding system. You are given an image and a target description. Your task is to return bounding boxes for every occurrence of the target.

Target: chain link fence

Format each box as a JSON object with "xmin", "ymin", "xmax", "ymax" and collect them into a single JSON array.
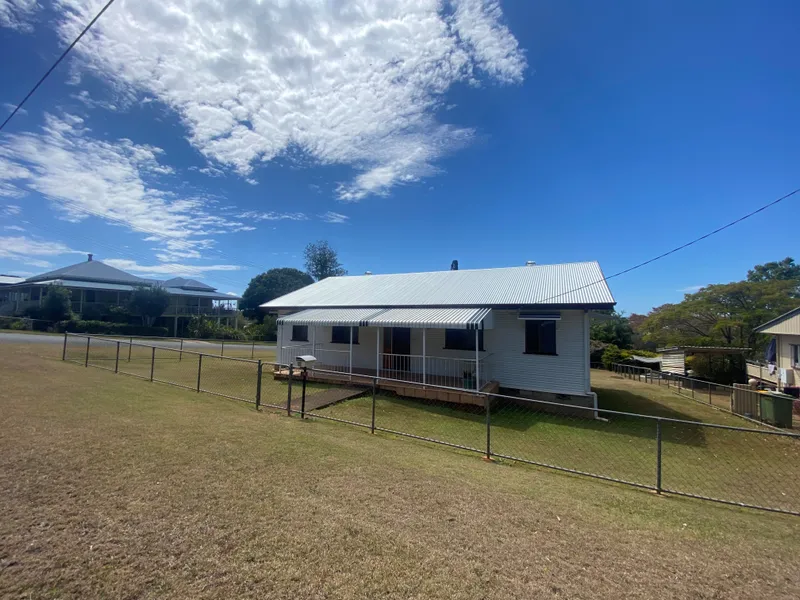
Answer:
[{"xmin": 63, "ymin": 333, "xmax": 800, "ymax": 516}]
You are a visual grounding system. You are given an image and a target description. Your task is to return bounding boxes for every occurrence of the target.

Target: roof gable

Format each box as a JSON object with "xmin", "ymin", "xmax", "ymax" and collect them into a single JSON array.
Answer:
[
  {"xmin": 26, "ymin": 260, "xmax": 147, "ymax": 285},
  {"xmin": 261, "ymin": 261, "xmax": 615, "ymax": 309},
  {"xmin": 755, "ymin": 306, "xmax": 800, "ymax": 335}
]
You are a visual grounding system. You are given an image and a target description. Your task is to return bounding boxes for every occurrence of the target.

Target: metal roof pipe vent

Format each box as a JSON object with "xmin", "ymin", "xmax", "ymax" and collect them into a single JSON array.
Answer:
[
  {"xmin": 451, "ymin": 260, "xmax": 458, "ymax": 271},
  {"xmin": 525, "ymin": 260, "xmax": 536, "ymax": 266},
  {"xmin": 88, "ymin": 253, "xmax": 93, "ymax": 262},
  {"xmin": 364, "ymin": 271, "xmax": 372, "ymax": 275}
]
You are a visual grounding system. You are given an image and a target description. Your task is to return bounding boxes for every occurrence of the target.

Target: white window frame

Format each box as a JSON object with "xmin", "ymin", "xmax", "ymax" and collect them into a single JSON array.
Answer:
[{"xmin": 792, "ymin": 344, "xmax": 800, "ymax": 368}]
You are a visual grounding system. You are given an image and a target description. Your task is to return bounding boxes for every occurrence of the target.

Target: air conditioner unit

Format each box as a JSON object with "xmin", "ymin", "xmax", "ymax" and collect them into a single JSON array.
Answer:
[{"xmin": 779, "ymin": 368, "xmax": 794, "ymax": 385}]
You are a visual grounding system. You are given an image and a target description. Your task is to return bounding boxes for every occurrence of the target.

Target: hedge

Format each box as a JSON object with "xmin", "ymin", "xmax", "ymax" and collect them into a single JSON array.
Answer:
[{"xmin": 55, "ymin": 320, "xmax": 169, "ymax": 337}]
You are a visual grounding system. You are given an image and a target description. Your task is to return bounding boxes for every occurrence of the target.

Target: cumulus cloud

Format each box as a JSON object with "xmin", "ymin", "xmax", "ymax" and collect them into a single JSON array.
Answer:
[
  {"xmin": 54, "ymin": 0, "xmax": 526, "ymax": 200},
  {"xmin": 103, "ymin": 258, "xmax": 243, "ymax": 278},
  {"xmin": 0, "ymin": 0, "xmax": 38, "ymax": 31},
  {"xmin": 319, "ymin": 211, "xmax": 349, "ymax": 224},
  {"xmin": 0, "ymin": 113, "xmax": 254, "ymax": 262},
  {"xmin": 0, "ymin": 235, "xmax": 83, "ymax": 268}
]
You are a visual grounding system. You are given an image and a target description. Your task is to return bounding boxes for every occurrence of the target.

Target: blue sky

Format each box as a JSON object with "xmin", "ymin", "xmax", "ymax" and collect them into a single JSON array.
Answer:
[{"xmin": 0, "ymin": 0, "xmax": 798, "ymax": 314}]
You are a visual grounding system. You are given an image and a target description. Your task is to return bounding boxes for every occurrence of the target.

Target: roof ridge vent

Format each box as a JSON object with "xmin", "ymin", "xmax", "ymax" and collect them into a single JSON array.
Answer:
[{"xmin": 525, "ymin": 260, "xmax": 536, "ymax": 266}]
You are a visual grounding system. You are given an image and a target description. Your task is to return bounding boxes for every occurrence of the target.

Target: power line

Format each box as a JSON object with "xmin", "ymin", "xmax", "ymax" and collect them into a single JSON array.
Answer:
[
  {"xmin": 539, "ymin": 186, "xmax": 800, "ymax": 305},
  {"xmin": 0, "ymin": 0, "xmax": 119, "ymax": 133}
]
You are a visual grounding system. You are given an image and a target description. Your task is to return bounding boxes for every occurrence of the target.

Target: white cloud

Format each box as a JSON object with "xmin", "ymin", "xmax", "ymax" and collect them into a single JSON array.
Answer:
[
  {"xmin": 104, "ymin": 258, "xmax": 242, "ymax": 278},
  {"xmin": 0, "ymin": 235, "xmax": 83, "ymax": 268},
  {"xmin": 319, "ymin": 211, "xmax": 349, "ymax": 224},
  {"xmin": 1, "ymin": 203, "xmax": 22, "ymax": 215},
  {"xmin": 238, "ymin": 211, "xmax": 307, "ymax": 222},
  {"xmin": 0, "ymin": 0, "xmax": 38, "ymax": 31},
  {"xmin": 678, "ymin": 285, "xmax": 705, "ymax": 293},
  {"xmin": 0, "ymin": 113, "xmax": 254, "ymax": 262},
  {"xmin": 54, "ymin": 0, "xmax": 525, "ymax": 200},
  {"xmin": 4, "ymin": 225, "xmax": 25, "ymax": 231},
  {"xmin": 70, "ymin": 89, "xmax": 118, "ymax": 112},
  {"xmin": 3, "ymin": 103, "xmax": 27, "ymax": 116}
]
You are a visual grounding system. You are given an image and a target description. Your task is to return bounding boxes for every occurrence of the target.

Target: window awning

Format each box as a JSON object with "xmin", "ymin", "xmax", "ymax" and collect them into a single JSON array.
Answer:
[{"xmin": 278, "ymin": 307, "xmax": 493, "ymax": 330}]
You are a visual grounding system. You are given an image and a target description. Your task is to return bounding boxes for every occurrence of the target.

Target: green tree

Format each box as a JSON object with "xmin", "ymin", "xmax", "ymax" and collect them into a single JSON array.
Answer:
[
  {"xmin": 590, "ymin": 311, "xmax": 633, "ymax": 348},
  {"xmin": 128, "ymin": 286, "xmax": 170, "ymax": 326},
  {"xmin": 638, "ymin": 279, "xmax": 798, "ymax": 355},
  {"xmin": 747, "ymin": 257, "xmax": 800, "ymax": 283},
  {"xmin": 240, "ymin": 268, "xmax": 314, "ymax": 322},
  {"xmin": 304, "ymin": 240, "xmax": 347, "ymax": 281},
  {"xmin": 41, "ymin": 285, "xmax": 72, "ymax": 322}
]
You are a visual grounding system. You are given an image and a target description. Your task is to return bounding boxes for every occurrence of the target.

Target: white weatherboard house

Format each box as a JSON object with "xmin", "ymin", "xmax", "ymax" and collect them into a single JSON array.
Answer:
[{"xmin": 261, "ymin": 262, "xmax": 615, "ymax": 407}]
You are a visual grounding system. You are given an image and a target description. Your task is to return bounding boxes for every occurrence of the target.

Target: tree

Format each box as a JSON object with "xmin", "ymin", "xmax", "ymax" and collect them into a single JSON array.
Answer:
[
  {"xmin": 240, "ymin": 268, "xmax": 314, "ymax": 321},
  {"xmin": 590, "ymin": 311, "xmax": 633, "ymax": 349},
  {"xmin": 127, "ymin": 286, "xmax": 170, "ymax": 326},
  {"xmin": 41, "ymin": 285, "xmax": 72, "ymax": 322},
  {"xmin": 638, "ymin": 279, "xmax": 798, "ymax": 355},
  {"xmin": 304, "ymin": 240, "xmax": 346, "ymax": 281},
  {"xmin": 747, "ymin": 257, "xmax": 800, "ymax": 283}
]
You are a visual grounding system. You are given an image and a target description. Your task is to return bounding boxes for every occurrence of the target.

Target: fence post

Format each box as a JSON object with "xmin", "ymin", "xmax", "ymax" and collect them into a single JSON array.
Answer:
[
  {"xmin": 179, "ymin": 338, "xmax": 183, "ymax": 362},
  {"xmin": 301, "ymin": 366, "xmax": 307, "ymax": 419},
  {"xmin": 691, "ymin": 378, "xmax": 694, "ymax": 398},
  {"xmin": 150, "ymin": 346, "xmax": 156, "ymax": 381},
  {"xmin": 371, "ymin": 377, "xmax": 377, "ymax": 434},
  {"xmin": 197, "ymin": 354, "xmax": 203, "ymax": 392},
  {"xmin": 251, "ymin": 341, "xmax": 255, "ymax": 360},
  {"xmin": 287, "ymin": 364, "xmax": 294, "ymax": 416},
  {"xmin": 62, "ymin": 332, "xmax": 68, "ymax": 361},
  {"xmin": 484, "ymin": 394, "xmax": 492, "ymax": 461},
  {"xmin": 128, "ymin": 337, "xmax": 132, "ymax": 362},
  {"xmin": 708, "ymin": 383, "xmax": 712, "ymax": 405},
  {"xmin": 85, "ymin": 336, "xmax": 90, "ymax": 367},
  {"xmin": 115, "ymin": 341, "xmax": 120, "ymax": 373},
  {"xmin": 221, "ymin": 340, "xmax": 225, "ymax": 357},
  {"xmin": 655, "ymin": 419, "xmax": 662, "ymax": 494},
  {"xmin": 256, "ymin": 360, "xmax": 262, "ymax": 410}
]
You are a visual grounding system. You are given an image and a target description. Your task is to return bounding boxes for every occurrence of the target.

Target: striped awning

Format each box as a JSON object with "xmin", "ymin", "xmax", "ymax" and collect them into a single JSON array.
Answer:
[{"xmin": 278, "ymin": 307, "xmax": 493, "ymax": 330}]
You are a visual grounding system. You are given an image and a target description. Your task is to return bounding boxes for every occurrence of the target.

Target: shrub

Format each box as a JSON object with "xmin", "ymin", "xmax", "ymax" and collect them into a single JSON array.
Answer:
[
  {"xmin": 185, "ymin": 316, "xmax": 245, "ymax": 340},
  {"xmin": 55, "ymin": 320, "xmax": 168, "ymax": 337},
  {"xmin": 9, "ymin": 319, "xmax": 31, "ymax": 330},
  {"xmin": 41, "ymin": 286, "xmax": 73, "ymax": 322},
  {"xmin": 602, "ymin": 344, "xmax": 625, "ymax": 369},
  {"xmin": 105, "ymin": 305, "xmax": 134, "ymax": 324},
  {"xmin": 81, "ymin": 304, "xmax": 105, "ymax": 321}
]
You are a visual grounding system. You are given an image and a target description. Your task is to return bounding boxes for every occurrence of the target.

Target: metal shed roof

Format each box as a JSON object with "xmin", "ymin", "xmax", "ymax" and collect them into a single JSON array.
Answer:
[
  {"xmin": 278, "ymin": 307, "xmax": 493, "ymax": 329},
  {"xmin": 278, "ymin": 308, "xmax": 384, "ymax": 326},
  {"xmin": 261, "ymin": 262, "xmax": 615, "ymax": 310},
  {"xmin": 31, "ymin": 279, "xmax": 136, "ymax": 292}
]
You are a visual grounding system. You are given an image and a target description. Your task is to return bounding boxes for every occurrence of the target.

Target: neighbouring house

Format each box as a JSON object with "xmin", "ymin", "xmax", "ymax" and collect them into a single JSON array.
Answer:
[
  {"xmin": 261, "ymin": 261, "xmax": 615, "ymax": 408},
  {"xmin": 0, "ymin": 275, "xmax": 25, "ymax": 286},
  {"xmin": 0, "ymin": 254, "xmax": 241, "ymax": 335},
  {"xmin": 750, "ymin": 307, "xmax": 800, "ymax": 395}
]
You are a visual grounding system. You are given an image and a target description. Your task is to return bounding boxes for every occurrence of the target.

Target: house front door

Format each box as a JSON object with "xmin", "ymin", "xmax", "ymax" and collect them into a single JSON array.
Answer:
[{"xmin": 383, "ymin": 327, "xmax": 411, "ymax": 372}]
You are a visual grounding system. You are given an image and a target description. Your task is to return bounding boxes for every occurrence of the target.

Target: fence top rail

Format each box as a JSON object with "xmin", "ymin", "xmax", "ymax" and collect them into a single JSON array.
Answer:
[
  {"xmin": 307, "ymin": 364, "xmax": 800, "ymax": 438},
  {"xmin": 611, "ymin": 362, "xmax": 739, "ymax": 392},
  {"xmin": 82, "ymin": 333, "xmax": 275, "ymax": 346},
  {"xmin": 66, "ymin": 333, "xmax": 264, "ymax": 364}
]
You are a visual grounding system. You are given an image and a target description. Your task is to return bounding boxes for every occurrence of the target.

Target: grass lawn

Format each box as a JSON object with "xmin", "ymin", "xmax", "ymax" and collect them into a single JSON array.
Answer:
[
  {"xmin": 2, "ymin": 342, "xmax": 800, "ymax": 599},
  {"xmin": 316, "ymin": 369, "xmax": 800, "ymax": 514}
]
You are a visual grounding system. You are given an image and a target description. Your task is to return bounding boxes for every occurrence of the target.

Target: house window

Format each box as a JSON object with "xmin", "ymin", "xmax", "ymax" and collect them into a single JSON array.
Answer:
[
  {"xmin": 444, "ymin": 329, "xmax": 484, "ymax": 351},
  {"xmin": 525, "ymin": 320, "xmax": 557, "ymax": 355},
  {"xmin": 331, "ymin": 326, "xmax": 358, "ymax": 344},
  {"xmin": 291, "ymin": 325, "xmax": 308, "ymax": 342},
  {"xmin": 792, "ymin": 345, "xmax": 800, "ymax": 367}
]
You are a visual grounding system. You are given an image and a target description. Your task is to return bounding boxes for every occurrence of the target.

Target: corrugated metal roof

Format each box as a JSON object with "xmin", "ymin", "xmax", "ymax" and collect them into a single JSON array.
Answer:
[
  {"xmin": 262, "ymin": 262, "xmax": 615, "ymax": 309},
  {"xmin": 362, "ymin": 307, "xmax": 492, "ymax": 330},
  {"xmin": 163, "ymin": 288, "xmax": 241, "ymax": 300},
  {"xmin": 755, "ymin": 306, "xmax": 800, "ymax": 335},
  {"xmin": 26, "ymin": 260, "xmax": 148, "ymax": 285},
  {"xmin": 31, "ymin": 279, "xmax": 136, "ymax": 292},
  {"xmin": 278, "ymin": 308, "xmax": 384, "ymax": 326},
  {"xmin": 0, "ymin": 275, "xmax": 24, "ymax": 285},
  {"xmin": 657, "ymin": 346, "xmax": 751, "ymax": 353}
]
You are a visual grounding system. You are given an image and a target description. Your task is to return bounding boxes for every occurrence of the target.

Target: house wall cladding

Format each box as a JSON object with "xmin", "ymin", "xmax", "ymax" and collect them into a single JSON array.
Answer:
[{"xmin": 279, "ymin": 309, "xmax": 590, "ymax": 397}]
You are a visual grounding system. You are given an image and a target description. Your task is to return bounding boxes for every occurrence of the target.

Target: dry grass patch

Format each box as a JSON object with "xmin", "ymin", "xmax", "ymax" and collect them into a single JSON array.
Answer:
[{"xmin": 1, "ymin": 343, "xmax": 800, "ymax": 599}]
